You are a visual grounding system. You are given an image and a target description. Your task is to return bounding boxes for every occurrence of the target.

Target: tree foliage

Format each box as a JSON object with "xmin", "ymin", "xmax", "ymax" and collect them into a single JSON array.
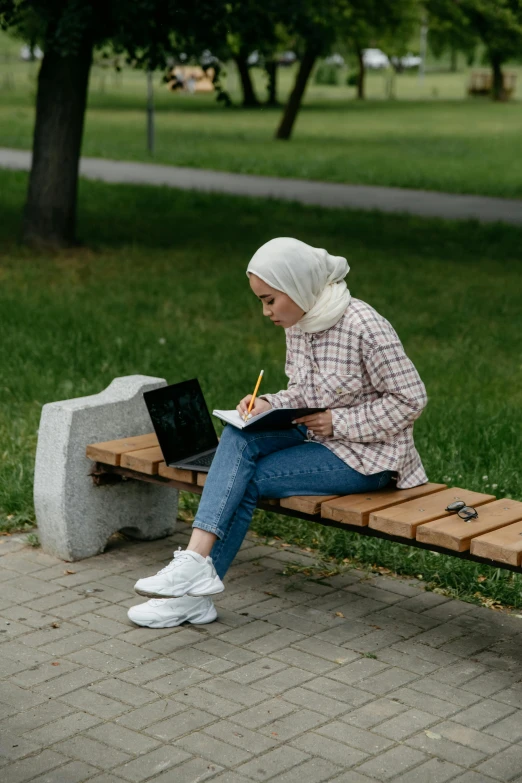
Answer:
[
  {"xmin": 344, "ymin": 0, "xmax": 420, "ymax": 98},
  {"xmin": 428, "ymin": 0, "xmax": 522, "ymax": 98},
  {"xmin": 2, "ymin": 0, "xmax": 520, "ymax": 247},
  {"xmin": 0, "ymin": 0, "xmax": 225, "ymax": 246},
  {"xmin": 221, "ymin": 0, "xmax": 283, "ymax": 105},
  {"xmin": 0, "ymin": 0, "xmax": 224, "ymax": 63}
]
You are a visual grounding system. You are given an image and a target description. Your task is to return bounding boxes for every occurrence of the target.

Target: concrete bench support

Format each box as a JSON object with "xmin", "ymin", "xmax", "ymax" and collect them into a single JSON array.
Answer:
[{"xmin": 34, "ymin": 375, "xmax": 178, "ymax": 561}]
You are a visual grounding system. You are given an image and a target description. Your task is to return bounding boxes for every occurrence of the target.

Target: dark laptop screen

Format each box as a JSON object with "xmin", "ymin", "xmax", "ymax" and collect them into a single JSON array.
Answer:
[{"xmin": 143, "ymin": 379, "xmax": 218, "ymax": 465}]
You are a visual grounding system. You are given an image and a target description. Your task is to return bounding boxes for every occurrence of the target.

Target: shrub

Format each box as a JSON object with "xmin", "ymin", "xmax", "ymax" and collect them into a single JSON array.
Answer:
[{"xmin": 314, "ymin": 63, "xmax": 340, "ymax": 86}]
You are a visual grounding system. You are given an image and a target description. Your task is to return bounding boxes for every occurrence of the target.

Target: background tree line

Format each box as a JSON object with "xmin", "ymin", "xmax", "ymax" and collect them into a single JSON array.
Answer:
[{"xmin": 1, "ymin": 0, "xmax": 521, "ymax": 248}]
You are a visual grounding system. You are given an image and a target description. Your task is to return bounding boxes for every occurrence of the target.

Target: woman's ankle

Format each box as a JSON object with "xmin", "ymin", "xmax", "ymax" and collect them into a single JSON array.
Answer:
[{"xmin": 187, "ymin": 527, "xmax": 217, "ymax": 558}]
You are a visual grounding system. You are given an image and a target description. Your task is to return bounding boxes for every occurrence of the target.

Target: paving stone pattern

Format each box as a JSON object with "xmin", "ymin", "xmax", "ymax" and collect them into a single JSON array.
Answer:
[{"xmin": 1, "ymin": 523, "xmax": 522, "ymax": 783}]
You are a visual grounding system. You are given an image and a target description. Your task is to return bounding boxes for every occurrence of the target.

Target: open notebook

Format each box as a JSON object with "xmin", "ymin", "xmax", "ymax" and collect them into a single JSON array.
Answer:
[{"xmin": 212, "ymin": 406, "xmax": 326, "ymax": 432}]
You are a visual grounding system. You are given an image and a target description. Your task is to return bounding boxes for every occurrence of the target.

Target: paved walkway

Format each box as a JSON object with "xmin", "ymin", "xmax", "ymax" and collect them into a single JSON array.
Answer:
[
  {"xmin": 1, "ymin": 147, "xmax": 521, "ymax": 226},
  {"xmin": 1, "ymin": 523, "xmax": 522, "ymax": 783}
]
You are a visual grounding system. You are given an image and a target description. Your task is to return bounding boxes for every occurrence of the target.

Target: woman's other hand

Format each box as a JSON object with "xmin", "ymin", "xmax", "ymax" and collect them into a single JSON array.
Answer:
[
  {"xmin": 237, "ymin": 396, "xmax": 272, "ymax": 419},
  {"xmin": 293, "ymin": 409, "xmax": 333, "ymax": 437}
]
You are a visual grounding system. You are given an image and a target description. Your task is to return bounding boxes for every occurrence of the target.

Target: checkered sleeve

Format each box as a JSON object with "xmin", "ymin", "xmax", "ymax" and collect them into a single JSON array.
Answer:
[
  {"xmin": 330, "ymin": 341, "xmax": 428, "ymax": 442},
  {"xmin": 259, "ymin": 335, "xmax": 307, "ymax": 410}
]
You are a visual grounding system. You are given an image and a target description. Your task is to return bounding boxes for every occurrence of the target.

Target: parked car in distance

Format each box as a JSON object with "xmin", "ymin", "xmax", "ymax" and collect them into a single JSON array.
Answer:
[
  {"xmin": 277, "ymin": 51, "xmax": 297, "ymax": 66},
  {"xmin": 362, "ymin": 49, "xmax": 421, "ymax": 71},
  {"xmin": 325, "ymin": 53, "xmax": 345, "ymax": 66},
  {"xmin": 391, "ymin": 53, "xmax": 422, "ymax": 70},
  {"xmin": 247, "ymin": 50, "xmax": 261, "ymax": 66},
  {"xmin": 362, "ymin": 49, "xmax": 390, "ymax": 69},
  {"xmin": 247, "ymin": 50, "xmax": 296, "ymax": 67},
  {"xmin": 20, "ymin": 44, "xmax": 43, "ymax": 60}
]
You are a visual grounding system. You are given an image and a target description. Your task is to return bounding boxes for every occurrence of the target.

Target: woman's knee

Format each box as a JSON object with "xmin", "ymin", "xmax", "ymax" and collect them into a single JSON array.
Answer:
[
  {"xmin": 217, "ymin": 423, "xmax": 246, "ymax": 449},
  {"xmin": 218, "ymin": 425, "xmax": 263, "ymax": 459},
  {"xmin": 219, "ymin": 424, "xmax": 236, "ymax": 441}
]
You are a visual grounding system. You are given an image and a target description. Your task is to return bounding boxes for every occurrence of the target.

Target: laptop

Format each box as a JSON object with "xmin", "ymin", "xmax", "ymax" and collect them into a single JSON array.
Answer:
[{"xmin": 143, "ymin": 379, "xmax": 219, "ymax": 472}]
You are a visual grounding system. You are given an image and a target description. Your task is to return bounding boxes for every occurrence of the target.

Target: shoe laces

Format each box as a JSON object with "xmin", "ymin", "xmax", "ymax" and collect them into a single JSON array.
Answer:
[{"xmin": 156, "ymin": 547, "xmax": 197, "ymax": 575}]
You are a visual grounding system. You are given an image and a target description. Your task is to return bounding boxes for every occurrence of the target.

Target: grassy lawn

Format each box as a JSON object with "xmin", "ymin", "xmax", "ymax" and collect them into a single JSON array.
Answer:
[
  {"xmin": 1, "ymin": 167, "xmax": 522, "ymax": 608},
  {"xmin": 1, "ymin": 28, "xmax": 522, "ymax": 198}
]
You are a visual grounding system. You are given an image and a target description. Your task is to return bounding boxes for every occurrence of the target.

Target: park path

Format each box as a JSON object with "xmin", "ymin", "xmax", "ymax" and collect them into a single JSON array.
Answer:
[
  {"xmin": 1, "ymin": 146, "xmax": 522, "ymax": 226},
  {"xmin": 1, "ymin": 522, "xmax": 522, "ymax": 783}
]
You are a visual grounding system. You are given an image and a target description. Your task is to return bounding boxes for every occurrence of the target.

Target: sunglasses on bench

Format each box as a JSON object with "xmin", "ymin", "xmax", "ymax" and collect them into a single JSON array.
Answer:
[{"xmin": 445, "ymin": 500, "xmax": 478, "ymax": 521}]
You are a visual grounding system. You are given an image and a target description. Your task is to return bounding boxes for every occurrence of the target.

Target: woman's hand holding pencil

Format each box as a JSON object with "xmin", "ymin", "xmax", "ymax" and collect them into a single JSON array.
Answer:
[
  {"xmin": 236, "ymin": 395, "xmax": 272, "ymax": 421},
  {"xmin": 236, "ymin": 370, "xmax": 272, "ymax": 421}
]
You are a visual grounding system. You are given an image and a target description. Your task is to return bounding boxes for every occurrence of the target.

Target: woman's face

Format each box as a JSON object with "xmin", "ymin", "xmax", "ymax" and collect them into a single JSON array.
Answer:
[{"xmin": 249, "ymin": 274, "xmax": 305, "ymax": 328}]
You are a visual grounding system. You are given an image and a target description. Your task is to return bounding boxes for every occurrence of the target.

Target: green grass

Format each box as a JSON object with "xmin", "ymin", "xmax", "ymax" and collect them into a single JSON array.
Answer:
[
  {"xmin": 1, "ymin": 30, "xmax": 522, "ymax": 198},
  {"xmin": 1, "ymin": 167, "xmax": 522, "ymax": 607}
]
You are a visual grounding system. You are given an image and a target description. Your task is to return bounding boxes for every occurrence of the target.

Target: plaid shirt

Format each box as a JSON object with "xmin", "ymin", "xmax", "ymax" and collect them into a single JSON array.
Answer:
[{"xmin": 260, "ymin": 298, "xmax": 428, "ymax": 489}]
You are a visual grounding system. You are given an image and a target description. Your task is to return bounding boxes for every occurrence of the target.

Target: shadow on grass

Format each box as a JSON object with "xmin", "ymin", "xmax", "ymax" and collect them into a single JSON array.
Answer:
[
  {"xmin": 2, "ymin": 168, "xmax": 522, "ymax": 268},
  {"xmin": 85, "ymin": 92, "xmax": 522, "ymax": 114},
  {"xmin": 79, "ymin": 178, "xmax": 522, "ymax": 265}
]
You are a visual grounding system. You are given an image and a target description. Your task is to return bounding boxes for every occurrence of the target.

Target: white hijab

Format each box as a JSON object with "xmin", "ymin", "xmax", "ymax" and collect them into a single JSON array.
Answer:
[{"xmin": 246, "ymin": 237, "xmax": 351, "ymax": 334}]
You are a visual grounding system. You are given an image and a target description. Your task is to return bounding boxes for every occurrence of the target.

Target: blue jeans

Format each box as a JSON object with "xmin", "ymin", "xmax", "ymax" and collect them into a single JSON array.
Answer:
[{"xmin": 192, "ymin": 424, "xmax": 393, "ymax": 580}]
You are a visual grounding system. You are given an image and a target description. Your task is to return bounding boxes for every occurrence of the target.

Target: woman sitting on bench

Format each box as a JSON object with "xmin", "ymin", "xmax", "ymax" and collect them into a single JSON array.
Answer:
[{"xmin": 129, "ymin": 237, "xmax": 428, "ymax": 628}]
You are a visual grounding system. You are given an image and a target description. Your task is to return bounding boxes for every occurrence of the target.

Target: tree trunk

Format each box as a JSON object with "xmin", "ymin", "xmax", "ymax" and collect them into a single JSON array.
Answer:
[
  {"xmin": 23, "ymin": 38, "xmax": 93, "ymax": 247},
  {"xmin": 234, "ymin": 52, "xmax": 258, "ymax": 107},
  {"xmin": 28, "ymin": 35, "xmax": 38, "ymax": 62},
  {"xmin": 275, "ymin": 48, "xmax": 317, "ymax": 140},
  {"xmin": 356, "ymin": 47, "xmax": 365, "ymax": 100},
  {"xmin": 491, "ymin": 55, "xmax": 505, "ymax": 101},
  {"xmin": 385, "ymin": 71, "xmax": 396, "ymax": 100},
  {"xmin": 265, "ymin": 59, "xmax": 278, "ymax": 106},
  {"xmin": 450, "ymin": 48, "xmax": 458, "ymax": 73}
]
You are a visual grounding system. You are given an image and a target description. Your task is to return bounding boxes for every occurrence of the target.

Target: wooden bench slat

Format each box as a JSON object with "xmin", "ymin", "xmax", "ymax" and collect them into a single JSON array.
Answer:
[
  {"xmin": 85, "ymin": 435, "xmax": 522, "ymax": 571},
  {"xmin": 417, "ymin": 499, "xmax": 522, "ymax": 552},
  {"xmin": 86, "ymin": 433, "xmax": 158, "ymax": 466},
  {"xmin": 470, "ymin": 520, "xmax": 522, "ymax": 566},
  {"xmin": 321, "ymin": 483, "xmax": 447, "ymax": 527},
  {"xmin": 280, "ymin": 495, "xmax": 340, "ymax": 515},
  {"xmin": 120, "ymin": 446, "xmax": 164, "ymax": 475},
  {"xmin": 369, "ymin": 487, "xmax": 496, "ymax": 539},
  {"xmin": 470, "ymin": 522, "xmax": 522, "ymax": 566},
  {"xmin": 158, "ymin": 463, "xmax": 197, "ymax": 484}
]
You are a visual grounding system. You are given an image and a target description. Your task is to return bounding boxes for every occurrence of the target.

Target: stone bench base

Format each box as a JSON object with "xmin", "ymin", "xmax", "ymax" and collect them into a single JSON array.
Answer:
[{"xmin": 34, "ymin": 376, "xmax": 178, "ymax": 561}]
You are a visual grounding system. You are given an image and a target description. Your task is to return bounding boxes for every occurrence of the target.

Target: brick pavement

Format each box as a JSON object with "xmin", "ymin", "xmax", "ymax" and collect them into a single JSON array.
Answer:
[{"xmin": 1, "ymin": 522, "xmax": 522, "ymax": 783}]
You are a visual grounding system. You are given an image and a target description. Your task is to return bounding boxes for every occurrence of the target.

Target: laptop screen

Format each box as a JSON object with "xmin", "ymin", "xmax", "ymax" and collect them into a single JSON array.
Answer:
[{"xmin": 143, "ymin": 379, "xmax": 218, "ymax": 465}]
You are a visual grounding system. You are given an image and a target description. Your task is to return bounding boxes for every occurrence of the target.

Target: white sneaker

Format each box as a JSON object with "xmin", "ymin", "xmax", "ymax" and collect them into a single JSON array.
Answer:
[
  {"xmin": 128, "ymin": 595, "xmax": 217, "ymax": 628},
  {"xmin": 134, "ymin": 547, "xmax": 225, "ymax": 599}
]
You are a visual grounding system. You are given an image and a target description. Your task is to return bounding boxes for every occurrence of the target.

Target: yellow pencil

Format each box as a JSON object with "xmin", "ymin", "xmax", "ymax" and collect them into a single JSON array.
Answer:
[{"xmin": 243, "ymin": 369, "xmax": 264, "ymax": 421}]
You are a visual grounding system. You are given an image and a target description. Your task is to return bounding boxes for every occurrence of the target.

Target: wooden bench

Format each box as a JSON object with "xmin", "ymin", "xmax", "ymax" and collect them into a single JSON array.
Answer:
[
  {"xmin": 468, "ymin": 70, "xmax": 517, "ymax": 99},
  {"xmin": 86, "ymin": 433, "xmax": 522, "ymax": 574}
]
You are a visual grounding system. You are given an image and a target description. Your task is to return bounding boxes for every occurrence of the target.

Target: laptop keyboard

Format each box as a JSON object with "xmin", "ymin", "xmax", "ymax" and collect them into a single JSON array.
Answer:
[{"xmin": 187, "ymin": 453, "xmax": 214, "ymax": 468}]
